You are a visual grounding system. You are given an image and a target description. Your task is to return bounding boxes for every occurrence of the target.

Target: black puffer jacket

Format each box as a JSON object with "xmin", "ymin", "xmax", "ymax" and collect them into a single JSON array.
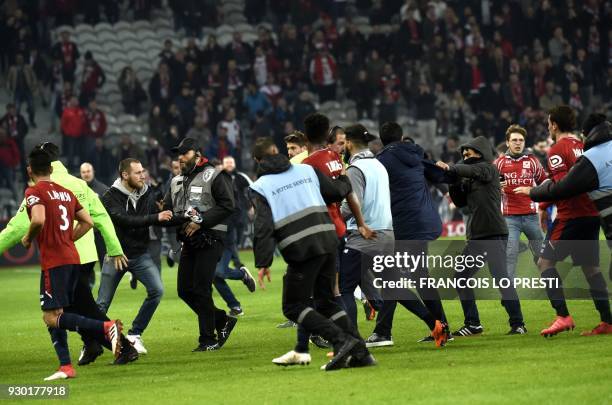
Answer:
[
  {"xmin": 448, "ymin": 136, "xmax": 508, "ymax": 240},
  {"xmin": 102, "ymin": 181, "xmax": 162, "ymax": 258}
]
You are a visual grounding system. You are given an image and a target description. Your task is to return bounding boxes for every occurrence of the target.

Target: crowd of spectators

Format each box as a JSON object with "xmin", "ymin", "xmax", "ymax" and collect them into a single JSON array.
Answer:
[{"xmin": 0, "ymin": 0, "xmax": 611, "ymax": 207}]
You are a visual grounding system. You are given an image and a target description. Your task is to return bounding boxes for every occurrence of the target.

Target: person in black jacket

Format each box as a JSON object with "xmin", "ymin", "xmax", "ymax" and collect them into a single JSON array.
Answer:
[
  {"xmin": 162, "ymin": 138, "xmax": 237, "ymax": 352},
  {"xmin": 97, "ymin": 158, "xmax": 174, "ymax": 355},
  {"xmin": 437, "ymin": 136, "xmax": 526, "ymax": 336},
  {"xmin": 250, "ymin": 137, "xmax": 375, "ymax": 371}
]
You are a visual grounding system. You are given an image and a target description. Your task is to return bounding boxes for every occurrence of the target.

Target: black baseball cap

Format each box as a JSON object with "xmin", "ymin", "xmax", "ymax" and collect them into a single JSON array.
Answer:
[
  {"xmin": 171, "ymin": 137, "xmax": 200, "ymax": 154},
  {"xmin": 345, "ymin": 124, "xmax": 377, "ymax": 143}
]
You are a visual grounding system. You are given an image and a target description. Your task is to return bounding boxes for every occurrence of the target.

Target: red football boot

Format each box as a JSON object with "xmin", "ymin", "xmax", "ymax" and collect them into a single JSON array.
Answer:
[{"xmin": 540, "ymin": 315, "xmax": 575, "ymax": 337}]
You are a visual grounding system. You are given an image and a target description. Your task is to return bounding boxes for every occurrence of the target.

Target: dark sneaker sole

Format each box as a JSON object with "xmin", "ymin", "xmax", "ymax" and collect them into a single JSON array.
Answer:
[
  {"xmin": 78, "ymin": 346, "xmax": 104, "ymax": 366},
  {"xmin": 418, "ymin": 335, "xmax": 454, "ymax": 343},
  {"xmin": 325, "ymin": 338, "xmax": 359, "ymax": 371},
  {"xmin": 113, "ymin": 347, "xmax": 139, "ymax": 365},
  {"xmin": 348, "ymin": 354, "xmax": 377, "ymax": 368}
]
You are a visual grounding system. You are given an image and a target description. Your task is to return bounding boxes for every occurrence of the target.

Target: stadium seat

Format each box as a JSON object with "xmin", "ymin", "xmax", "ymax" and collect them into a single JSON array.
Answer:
[
  {"xmin": 114, "ymin": 21, "xmax": 131, "ymax": 32},
  {"xmin": 81, "ymin": 41, "xmax": 103, "ymax": 55},
  {"xmin": 344, "ymin": 109, "xmax": 358, "ymax": 121},
  {"xmin": 98, "ymin": 31, "xmax": 118, "ymax": 44},
  {"xmin": 132, "ymin": 20, "xmax": 153, "ymax": 31},
  {"xmin": 123, "ymin": 40, "xmax": 143, "ymax": 53},
  {"xmin": 75, "ymin": 23, "xmax": 95, "ymax": 35},
  {"xmin": 94, "ymin": 22, "xmax": 113, "ymax": 33},
  {"xmin": 117, "ymin": 30, "xmax": 139, "ymax": 43},
  {"xmin": 242, "ymin": 33, "xmax": 258, "ymax": 44},
  {"xmin": 131, "ymin": 52, "xmax": 150, "ymax": 65},
  {"xmin": 235, "ymin": 23, "xmax": 254, "ymax": 33},
  {"xmin": 54, "ymin": 25, "xmax": 74, "ymax": 36},
  {"xmin": 104, "ymin": 45, "xmax": 123, "ymax": 58},
  {"xmin": 222, "ymin": 2, "xmax": 243, "ymax": 12},
  {"xmin": 353, "ymin": 16, "xmax": 370, "ymax": 26},
  {"xmin": 357, "ymin": 25, "xmax": 372, "ymax": 36},
  {"xmin": 378, "ymin": 24, "xmax": 393, "ymax": 34},
  {"xmin": 108, "ymin": 50, "xmax": 129, "ymax": 64},
  {"xmin": 341, "ymin": 99, "xmax": 357, "ymax": 110},
  {"xmin": 143, "ymin": 38, "xmax": 160, "ymax": 52},
  {"xmin": 156, "ymin": 28, "xmax": 175, "ymax": 41},
  {"xmin": 152, "ymin": 18, "xmax": 173, "ymax": 31},
  {"xmin": 136, "ymin": 29, "xmax": 158, "ymax": 42},
  {"xmin": 202, "ymin": 27, "xmax": 215, "ymax": 37},
  {"xmin": 105, "ymin": 113, "xmax": 118, "ymax": 124},
  {"xmin": 216, "ymin": 25, "xmax": 235, "ymax": 36},
  {"xmin": 107, "ymin": 123, "xmax": 121, "ymax": 135},
  {"xmin": 225, "ymin": 13, "xmax": 247, "ymax": 24},
  {"xmin": 78, "ymin": 32, "xmax": 97, "ymax": 44},
  {"xmin": 118, "ymin": 114, "xmax": 138, "ymax": 125},
  {"xmin": 258, "ymin": 22, "xmax": 273, "ymax": 32}
]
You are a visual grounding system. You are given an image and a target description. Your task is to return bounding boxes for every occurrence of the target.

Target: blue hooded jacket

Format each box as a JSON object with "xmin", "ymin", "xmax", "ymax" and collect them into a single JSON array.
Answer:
[{"xmin": 376, "ymin": 141, "xmax": 444, "ymax": 240}]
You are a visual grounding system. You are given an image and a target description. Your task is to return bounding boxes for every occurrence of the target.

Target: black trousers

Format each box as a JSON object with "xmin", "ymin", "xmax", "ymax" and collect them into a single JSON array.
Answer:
[
  {"xmin": 455, "ymin": 237, "xmax": 524, "ymax": 327},
  {"xmin": 339, "ymin": 248, "xmax": 384, "ymax": 329},
  {"xmin": 177, "ymin": 240, "xmax": 228, "ymax": 345},
  {"xmin": 94, "ymin": 231, "xmax": 106, "ymax": 271},
  {"xmin": 374, "ymin": 241, "xmax": 447, "ymax": 337},
  {"xmin": 69, "ymin": 262, "xmax": 111, "ymax": 349},
  {"xmin": 283, "ymin": 253, "xmax": 361, "ymax": 348}
]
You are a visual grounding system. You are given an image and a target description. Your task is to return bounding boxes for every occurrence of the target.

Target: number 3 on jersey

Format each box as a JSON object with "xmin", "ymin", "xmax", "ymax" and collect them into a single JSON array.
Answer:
[{"xmin": 58, "ymin": 204, "xmax": 69, "ymax": 231}]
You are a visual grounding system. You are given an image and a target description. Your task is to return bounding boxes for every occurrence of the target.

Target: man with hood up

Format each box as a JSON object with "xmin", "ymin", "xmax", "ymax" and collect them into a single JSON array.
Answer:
[
  {"xmin": 437, "ymin": 136, "xmax": 526, "ymax": 336},
  {"xmin": 516, "ymin": 112, "xmax": 612, "ymax": 335},
  {"xmin": 98, "ymin": 158, "xmax": 174, "ymax": 355}
]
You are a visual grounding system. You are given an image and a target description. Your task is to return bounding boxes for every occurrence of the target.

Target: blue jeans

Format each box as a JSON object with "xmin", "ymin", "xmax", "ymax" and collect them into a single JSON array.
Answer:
[
  {"xmin": 505, "ymin": 214, "xmax": 543, "ymax": 278},
  {"xmin": 97, "ymin": 253, "xmax": 164, "ymax": 336},
  {"xmin": 213, "ymin": 247, "xmax": 242, "ymax": 309}
]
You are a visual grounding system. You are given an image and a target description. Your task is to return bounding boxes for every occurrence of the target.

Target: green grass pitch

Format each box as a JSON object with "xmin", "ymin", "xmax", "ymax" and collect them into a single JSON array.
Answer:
[{"xmin": 0, "ymin": 251, "xmax": 610, "ymax": 404}]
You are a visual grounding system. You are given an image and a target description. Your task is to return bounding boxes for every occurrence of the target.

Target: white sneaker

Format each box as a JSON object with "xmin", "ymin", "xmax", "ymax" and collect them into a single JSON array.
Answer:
[
  {"xmin": 44, "ymin": 366, "xmax": 75, "ymax": 381},
  {"xmin": 272, "ymin": 350, "xmax": 311, "ymax": 366},
  {"xmin": 126, "ymin": 334, "xmax": 148, "ymax": 354}
]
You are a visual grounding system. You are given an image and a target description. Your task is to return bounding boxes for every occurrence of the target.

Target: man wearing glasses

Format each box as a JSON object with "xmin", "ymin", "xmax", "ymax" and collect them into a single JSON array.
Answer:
[{"xmin": 494, "ymin": 124, "xmax": 548, "ymax": 279}]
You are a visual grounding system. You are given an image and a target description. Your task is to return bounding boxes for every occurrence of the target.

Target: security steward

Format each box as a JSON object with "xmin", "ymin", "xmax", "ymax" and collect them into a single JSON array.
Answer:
[
  {"xmin": 250, "ymin": 137, "xmax": 375, "ymax": 371},
  {"xmin": 164, "ymin": 138, "xmax": 237, "ymax": 351}
]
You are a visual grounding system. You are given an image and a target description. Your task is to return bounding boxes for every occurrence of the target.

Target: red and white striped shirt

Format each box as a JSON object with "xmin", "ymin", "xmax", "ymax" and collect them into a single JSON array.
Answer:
[{"xmin": 495, "ymin": 152, "xmax": 547, "ymax": 215}]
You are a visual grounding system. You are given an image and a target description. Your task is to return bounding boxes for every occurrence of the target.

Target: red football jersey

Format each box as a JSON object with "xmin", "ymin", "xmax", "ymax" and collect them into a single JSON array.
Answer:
[
  {"xmin": 25, "ymin": 181, "xmax": 82, "ymax": 271},
  {"xmin": 495, "ymin": 153, "xmax": 547, "ymax": 215},
  {"xmin": 546, "ymin": 136, "xmax": 598, "ymax": 220},
  {"xmin": 302, "ymin": 148, "xmax": 347, "ymax": 237}
]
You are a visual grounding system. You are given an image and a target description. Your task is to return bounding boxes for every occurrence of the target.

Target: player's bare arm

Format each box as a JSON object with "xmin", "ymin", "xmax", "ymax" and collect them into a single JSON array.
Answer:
[
  {"xmin": 72, "ymin": 208, "xmax": 94, "ymax": 241},
  {"xmin": 22, "ymin": 204, "xmax": 45, "ymax": 249}
]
